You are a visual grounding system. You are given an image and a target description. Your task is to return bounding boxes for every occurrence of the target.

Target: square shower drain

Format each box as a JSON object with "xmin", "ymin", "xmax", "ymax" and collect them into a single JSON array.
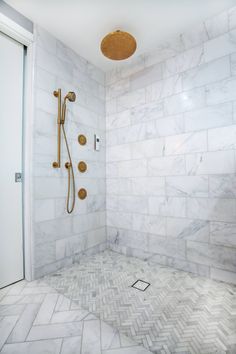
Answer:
[{"xmin": 131, "ymin": 279, "xmax": 150, "ymax": 291}]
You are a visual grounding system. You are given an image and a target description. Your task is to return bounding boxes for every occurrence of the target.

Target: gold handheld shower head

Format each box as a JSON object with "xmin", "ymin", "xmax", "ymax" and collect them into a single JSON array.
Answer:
[
  {"xmin": 65, "ymin": 91, "xmax": 76, "ymax": 102},
  {"xmin": 61, "ymin": 92, "xmax": 76, "ymax": 124}
]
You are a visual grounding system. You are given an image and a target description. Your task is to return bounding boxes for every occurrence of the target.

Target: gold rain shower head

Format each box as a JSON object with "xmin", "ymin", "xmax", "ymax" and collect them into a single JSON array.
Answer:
[{"xmin": 100, "ymin": 30, "xmax": 137, "ymax": 60}]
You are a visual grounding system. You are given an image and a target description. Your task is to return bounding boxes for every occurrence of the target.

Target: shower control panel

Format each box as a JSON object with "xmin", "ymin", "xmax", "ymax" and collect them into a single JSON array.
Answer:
[
  {"xmin": 94, "ymin": 134, "xmax": 100, "ymax": 151},
  {"xmin": 15, "ymin": 172, "xmax": 22, "ymax": 183}
]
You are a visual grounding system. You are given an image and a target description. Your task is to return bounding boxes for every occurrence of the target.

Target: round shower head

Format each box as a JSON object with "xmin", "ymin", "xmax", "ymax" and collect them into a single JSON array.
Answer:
[
  {"xmin": 65, "ymin": 91, "xmax": 76, "ymax": 102},
  {"xmin": 101, "ymin": 30, "xmax": 137, "ymax": 60}
]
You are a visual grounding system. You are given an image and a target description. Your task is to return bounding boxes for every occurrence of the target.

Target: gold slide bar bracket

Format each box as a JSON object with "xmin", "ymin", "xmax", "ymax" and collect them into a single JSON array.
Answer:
[{"xmin": 52, "ymin": 88, "xmax": 62, "ymax": 168}]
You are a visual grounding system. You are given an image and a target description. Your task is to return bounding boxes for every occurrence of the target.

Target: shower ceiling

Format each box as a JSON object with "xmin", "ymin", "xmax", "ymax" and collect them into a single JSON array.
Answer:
[{"xmin": 4, "ymin": 0, "xmax": 236, "ymax": 71}]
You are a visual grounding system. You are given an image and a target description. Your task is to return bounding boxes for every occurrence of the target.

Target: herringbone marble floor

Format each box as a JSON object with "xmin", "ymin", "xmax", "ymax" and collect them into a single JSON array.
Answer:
[
  {"xmin": 0, "ymin": 278, "xmax": 151, "ymax": 354},
  {"xmin": 44, "ymin": 250, "xmax": 236, "ymax": 354}
]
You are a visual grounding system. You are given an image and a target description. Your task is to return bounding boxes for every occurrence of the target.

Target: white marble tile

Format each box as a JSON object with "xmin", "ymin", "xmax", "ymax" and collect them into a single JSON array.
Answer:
[
  {"xmin": 166, "ymin": 176, "xmax": 208, "ymax": 197},
  {"xmin": 117, "ymin": 160, "xmax": 147, "ymax": 178},
  {"xmin": 208, "ymin": 124, "xmax": 236, "ymax": 151},
  {"xmin": 81, "ymin": 319, "xmax": 101, "ymax": 354},
  {"xmin": 209, "ymin": 175, "xmax": 236, "ymax": 198},
  {"xmin": 229, "ymin": 6, "xmax": 236, "ymax": 30},
  {"xmin": 1, "ymin": 339, "xmax": 62, "ymax": 354},
  {"xmin": 118, "ymin": 196, "xmax": 148, "ymax": 214},
  {"xmin": 131, "ymin": 138, "xmax": 164, "ymax": 159},
  {"xmin": 148, "ymin": 234, "xmax": 186, "ymax": 260},
  {"xmin": 130, "ymin": 62, "xmax": 163, "ymax": 90},
  {"xmin": 182, "ymin": 56, "xmax": 230, "ymax": 91},
  {"xmin": 211, "ymin": 267, "xmax": 236, "ymax": 285},
  {"xmin": 101, "ymin": 321, "xmax": 120, "ymax": 350},
  {"xmin": 184, "ymin": 102, "xmax": 233, "ymax": 132},
  {"xmin": 51, "ymin": 309, "xmax": 88, "ymax": 323},
  {"xmin": 206, "ymin": 76, "xmax": 236, "ymax": 105},
  {"xmin": 148, "ymin": 156, "xmax": 186, "ymax": 176},
  {"xmin": 166, "ymin": 217, "xmax": 209, "ymax": 242},
  {"xmin": 187, "ymin": 241, "xmax": 236, "ymax": 272},
  {"xmin": 131, "ymin": 177, "xmax": 165, "ymax": 196},
  {"xmin": 130, "ymin": 101, "xmax": 164, "ymax": 124},
  {"xmin": 102, "ymin": 347, "xmax": 151, "ymax": 354},
  {"xmin": 61, "ymin": 336, "xmax": 82, "ymax": 354},
  {"xmin": 132, "ymin": 214, "xmax": 166, "ymax": 236},
  {"xmin": 164, "ymin": 87, "xmax": 205, "ymax": 115},
  {"xmin": 165, "ymin": 131, "xmax": 207, "ymax": 155},
  {"xmin": 7, "ymin": 304, "xmax": 39, "ymax": 343},
  {"xmin": 34, "ymin": 199, "xmax": 55, "ymax": 222},
  {"xmin": 182, "ymin": 23, "xmax": 209, "ymax": 50},
  {"xmin": 186, "ymin": 151, "xmax": 235, "ymax": 175},
  {"xmin": 106, "ymin": 110, "xmax": 131, "ymax": 131},
  {"xmin": 187, "ymin": 197, "xmax": 236, "ymax": 222},
  {"xmin": 107, "ymin": 211, "xmax": 133, "ymax": 230},
  {"xmin": 144, "ymin": 35, "xmax": 184, "ymax": 67},
  {"xmin": 116, "ymin": 89, "xmax": 146, "ymax": 112},
  {"xmin": 34, "ymin": 294, "xmax": 58, "ymax": 325},
  {"xmin": 205, "ymin": 11, "xmax": 229, "ymax": 39},
  {"xmin": 146, "ymin": 114, "xmax": 185, "ymax": 138},
  {"xmin": 204, "ymin": 29, "xmax": 236, "ymax": 63},
  {"xmin": 146, "ymin": 74, "xmax": 182, "ymax": 102},
  {"xmin": 0, "ymin": 316, "xmax": 18, "ymax": 350},
  {"xmin": 36, "ymin": 26, "xmax": 57, "ymax": 55},
  {"xmin": 164, "ymin": 45, "xmax": 204, "ymax": 78},
  {"xmin": 27, "ymin": 322, "xmax": 83, "ymax": 341},
  {"xmin": 210, "ymin": 221, "xmax": 236, "ymax": 247},
  {"xmin": 149, "ymin": 196, "xmax": 186, "ymax": 218}
]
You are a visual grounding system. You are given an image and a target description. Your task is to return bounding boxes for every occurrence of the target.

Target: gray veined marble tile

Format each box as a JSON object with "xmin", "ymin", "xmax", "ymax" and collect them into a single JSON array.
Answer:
[
  {"xmin": 210, "ymin": 221, "xmax": 236, "ymax": 248},
  {"xmin": 187, "ymin": 197, "xmax": 236, "ymax": 222},
  {"xmin": 146, "ymin": 74, "xmax": 182, "ymax": 102},
  {"xmin": 27, "ymin": 321, "xmax": 83, "ymax": 341},
  {"xmin": 204, "ymin": 29, "xmax": 236, "ymax": 63},
  {"xmin": 130, "ymin": 61, "xmax": 163, "ymax": 91},
  {"xmin": 181, "ymin": 22, "xmax": 209, "ymax": 50},
  {"xmin": 204, "ymin": 10, "xmax": 229, "ymax": 39},
  {"xmin": 209, "ymin": 175, "xmax": 236, "ymax": 198},
  {"xmin": 163, "ymin": 45, "xmax": 204, "ymax": 78},
  {"xmin": 148, "ymin": 155, "xmax": 186, "ymax": 176},
  {"xmin": 164, "ymin": 87, "xmax": 205, "ymax": 115},
  {"xmin": 101, "ymin": 321, "xmax": 120, "ymax": 350},
  {"xmin": 166, "ymin": 217, "xmax": 209, "ymax": 243},
  {"xmin": 7, "ymin": 304, "xmax": 40, "ymax": 343},
  {"xmin": 34, "ymin": 293, "xmax": 58, "ymax": 325},
  {"xmin": 149, "ymin": 196, "xmax": 186, "ymax": 218},
  {"xmin": 0, "ymin": 339, "xmax": 62, "ymax": 354},
  {"xmin": 182, "ymin": 56, "xmax": 230, "ymax": 91},
  {"xmin": 208, "ymin": 124, "xmax": 236, "ymax": 151},
  {"xmin": 130, "ymin": 100, "xmax": 164, "ymax": 124},
  {"xmin": 165, "ymin": 131, "xmax": 207, "ymax": 155},
  {"xmin": 81, "ymin": 319, "xmax": 101, "ymax": 354},
  {"xmin": 61, "ymin": 336, "xmax": 82, "ymax": 354},
  {"xmin": 187, "ymin": 241, "xmax": 236, "ymax": 272},
  {"xmin": 166, "ymin": 176, "xmax": 208, "ymax": 198},
  {"xmin": 186, "ymin": 151, "xmax": 235, "ymax": 175},
  {"xmin": 0, "ymin": 316, "xmax": 18, "ymax": 350},
  {"xmin": 184, "ymin": 102, "xmax": 233, "ymax": 132},
  {"xmin": 51, "ymin": 309, "xmax": 89, "ymax": 324}
]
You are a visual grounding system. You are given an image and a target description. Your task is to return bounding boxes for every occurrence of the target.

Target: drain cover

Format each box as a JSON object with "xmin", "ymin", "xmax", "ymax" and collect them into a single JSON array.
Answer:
[{"xmin": 131, "ymin": 279, "xmax": 150, "ymax": 291}]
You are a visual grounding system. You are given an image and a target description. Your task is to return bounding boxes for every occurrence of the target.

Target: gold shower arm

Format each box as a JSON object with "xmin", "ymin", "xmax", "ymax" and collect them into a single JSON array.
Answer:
[{"xmin": 52, "ymin": 88, "xmax": 61, "ymax": 168}]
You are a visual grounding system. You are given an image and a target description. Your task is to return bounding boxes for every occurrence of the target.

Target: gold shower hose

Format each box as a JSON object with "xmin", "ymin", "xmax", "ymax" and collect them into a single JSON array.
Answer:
[{"xmin": 62, "ymin": 124, "xmax": 75, "ymax": 214}]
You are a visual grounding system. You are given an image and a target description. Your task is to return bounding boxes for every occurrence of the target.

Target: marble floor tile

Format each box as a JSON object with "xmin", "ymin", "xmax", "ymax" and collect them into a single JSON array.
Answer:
[{"xmin": 45, "ymin": 250, "xmax": 236, "ymax": 353}]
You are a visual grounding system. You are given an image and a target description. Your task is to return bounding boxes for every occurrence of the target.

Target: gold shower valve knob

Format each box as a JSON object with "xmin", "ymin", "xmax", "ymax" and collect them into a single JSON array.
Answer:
[
  {"xmin": 78, "ymin": 134, "xmax": 87, "ymax": 145},
  {"xmin": 78, "ymin": 188, "xmax": 87, "ymax": 200},
  {"xmin": 78, "ymin": 161, "xmax": 87, "ymax": 173}
]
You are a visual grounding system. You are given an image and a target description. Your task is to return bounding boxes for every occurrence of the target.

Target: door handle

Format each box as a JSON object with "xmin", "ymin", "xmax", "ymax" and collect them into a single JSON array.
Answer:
[{"xmin": 15, "ymin": 172, "xmax": 22, "ymax": 183}]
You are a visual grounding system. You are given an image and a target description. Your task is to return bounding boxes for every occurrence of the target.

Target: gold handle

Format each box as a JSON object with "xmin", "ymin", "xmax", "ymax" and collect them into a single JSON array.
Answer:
[
  {"xmin": 78, "ymin": 161, "xmax": 87, "ymax": 173},
  {"xmin": 78, "ymin": 188, "xmax": 87, "ymax": 200}
]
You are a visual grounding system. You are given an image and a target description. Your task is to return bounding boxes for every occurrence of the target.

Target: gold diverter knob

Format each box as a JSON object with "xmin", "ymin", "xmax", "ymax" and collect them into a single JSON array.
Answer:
[
  {"xmin": 78, "ymin": 134, "xmax": 87, "ymax": 145},
  {"xmin": 78, "ymin": 161, "xmax": 87, "ymax": 173},
  {"xmin": 78, "ymin": 188, "xmax": 87, "ymax": 200}
]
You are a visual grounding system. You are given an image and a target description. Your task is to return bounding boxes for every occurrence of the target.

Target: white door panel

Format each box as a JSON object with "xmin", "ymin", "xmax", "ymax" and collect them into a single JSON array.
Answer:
[{"xmin": 0, "ymin": 32, "xmax": 24, "ymax": 288}]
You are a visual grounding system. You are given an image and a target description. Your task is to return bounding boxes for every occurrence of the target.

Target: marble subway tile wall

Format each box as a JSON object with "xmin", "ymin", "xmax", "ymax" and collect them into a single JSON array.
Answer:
[
  {"xmin": 33, "ymin": 26, "xmax": 106, "ymax": 278},
  {"xmin": 106, "ymin": 6, "xmax": 236, "ymax": 285}
]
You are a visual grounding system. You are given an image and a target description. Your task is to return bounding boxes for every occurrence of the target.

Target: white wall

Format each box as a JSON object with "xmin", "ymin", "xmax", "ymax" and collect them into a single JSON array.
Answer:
[
  {"xmin": 106, "ymin": 6, "xmax": 236, "ymax": 284},
  {"xmin": 33, "ymin": 26, "xmax": 106, "ymax": 278}
]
